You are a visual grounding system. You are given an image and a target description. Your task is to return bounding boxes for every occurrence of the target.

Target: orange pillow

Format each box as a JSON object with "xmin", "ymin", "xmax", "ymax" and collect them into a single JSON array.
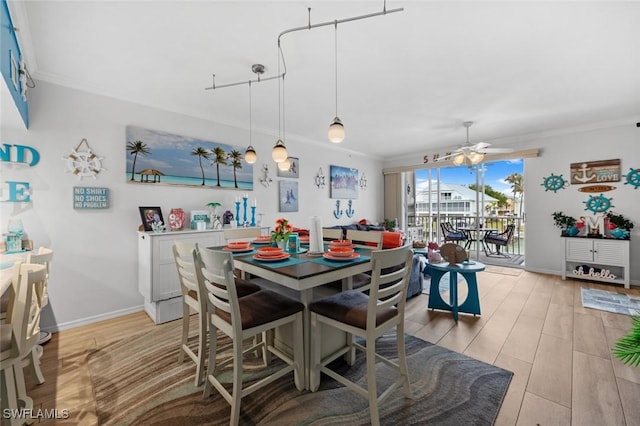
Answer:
[{"xmin": 382, "ymin": 231, "xmax": 403, "ymax": 249}]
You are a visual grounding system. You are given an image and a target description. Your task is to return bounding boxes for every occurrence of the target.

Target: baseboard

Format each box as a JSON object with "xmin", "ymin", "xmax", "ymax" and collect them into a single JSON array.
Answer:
[{"xmin": 41, "ymin": 305, "xmax": 145, "ymax": 333}]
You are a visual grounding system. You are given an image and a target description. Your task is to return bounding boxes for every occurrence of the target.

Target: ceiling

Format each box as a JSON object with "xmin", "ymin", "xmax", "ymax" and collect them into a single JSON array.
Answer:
[{"xmin": 9, "ymin": 1, "xmax": 640, "ymax": 160}]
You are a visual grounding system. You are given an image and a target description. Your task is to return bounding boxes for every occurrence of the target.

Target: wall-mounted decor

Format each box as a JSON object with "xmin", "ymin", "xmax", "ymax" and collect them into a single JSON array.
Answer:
[
  {"xmin": 279, "ymin": 180, "xmax": 298, "ymax": 212},
  {"xmin": 125, "ymin": 125, "xmax": 254, "ymax": 189},
  {"xmin": 139, "ymin": 206, "xmax": 164, "ymax": 232},
  {"xmin": 577, "ymin": 185, "xmax": 616, "ymax": 193},
  {"xmin": 624, "ymin": 168, "xmax": 640, "ymax": 189},
  {"xmin": 333, "ymin": 200, "xmax": 343, "ymax": 219},
  {"xmin": 277, "ymin": 157, "xmax": 299, "ymax": 178},
  {"xmin": 346, "ymin": 200, "xmax": 355, "ymax": 218},
  {"xmin": 330, "ymin": 165, "xmax": 358, "ymax": 199},
  {"xmin": 1, "ymin": 143, "xmax": 41, "ymax": 203},
  {"xmin": 359, "ymin": 172, "xmax": 367, "ymax": 190},
  {"xmin": 583, "ymin": 194, "xmax": 614, "ymax": 214},
  {"xmin": 259, "ymin": 164, "xmax": 273, "ymax": 187},
  {"xmin": 73, "ymin": 187, "xmax": 109, "ymax": 209},
  {"xmin": 314, "ymin": 167, "xmax": 326, "ymax": 189},
  {"xmin": 541, "ymin": 173, "xmax": 567, "ymax": 193},
  {"xmin": 63, "ymin": 138, "xmax": 105, "ymax": 179},
  {"xmin": 570, "ymin": 159, "xmax": 620, "ymax": 184}
]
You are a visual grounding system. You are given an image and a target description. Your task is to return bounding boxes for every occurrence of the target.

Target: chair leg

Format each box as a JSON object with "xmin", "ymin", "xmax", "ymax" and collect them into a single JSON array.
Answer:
[
  {"xmin": 178, "ymin": 305, "xmax": 190, "ymax": 363},
  {"xmin": 28, "ymin": 345, "xmax": 45, "ymax": 384},
  {"xmin": 195, "ymin": 309, "xmax": 207, "ymax": 386},
  {"xmin": 203, "ymin": 325, "xmax": 217, "ymax": 398},
  {"xmin": 292, "ymin": 313, "xmax": 304, "ymax": 391},
  {"xmin": 366, "ymin": 340, "xmax": 380, "ymax": 426},
  {"xmin": 1, "ymin": 366, "xmax": 19, "ymax": 426},
  {"xmin": 396, "ymin": 327, "xmax": 411, "ymax": 398},
  {"xmin": 230, "ymin": 339, "xmax": 243, "ymax": 426},
  {"xmin": 309, "ymin": 313, "xmax": 321, "ymax": 392}
]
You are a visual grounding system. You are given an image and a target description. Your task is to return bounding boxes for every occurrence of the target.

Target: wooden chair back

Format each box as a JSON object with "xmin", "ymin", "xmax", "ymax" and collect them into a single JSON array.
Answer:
[
  {"xmin": 172, "ymin": 242, "xmax": 206, "ymax": 314},
  {"xmin": 12, "ymin": 264, "xmax": 46, "ymax": 356},
  {"xmin": 27, "ymin": 247, "xmax": 53, "ymax": 308},
  {"xmin": 346, "ymin": 229, "xmax": 383, "ymax": 249},
  {"xmin": 322, "ymin": 228, "xmax": 343, "ymax": 242},
  {"xmin": 223, "ymin": 227, "xmax": 262, "ymax": 242}
]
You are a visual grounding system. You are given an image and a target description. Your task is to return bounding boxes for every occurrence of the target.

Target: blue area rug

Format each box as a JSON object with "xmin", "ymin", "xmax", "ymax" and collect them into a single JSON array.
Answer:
[{"xmin": 581, "ymin": 287, "xmax": 640, "ymax": 316}]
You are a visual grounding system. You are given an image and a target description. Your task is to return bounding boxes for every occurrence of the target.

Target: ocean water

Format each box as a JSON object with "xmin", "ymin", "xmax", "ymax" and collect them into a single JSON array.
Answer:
[{"xmin": 126, "ymin": 173, "xmax": 253, "ymax": 189}]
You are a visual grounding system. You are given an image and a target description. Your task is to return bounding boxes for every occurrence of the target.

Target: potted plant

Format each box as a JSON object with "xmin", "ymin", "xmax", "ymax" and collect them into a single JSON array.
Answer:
[
  {"xmin": 271, "ymin": 217, "xmax": 293, "ymax": 248},
  {"xmin": 613, "ymin": 314, "xmax": 640, "ymax": 367},
  {"xmin": 552, "ymin": 211, "xmax": 577, "ymax": 236},
  {"xmin": 606, "ymin": 211, "xmax": 633, "ymax": 239}
]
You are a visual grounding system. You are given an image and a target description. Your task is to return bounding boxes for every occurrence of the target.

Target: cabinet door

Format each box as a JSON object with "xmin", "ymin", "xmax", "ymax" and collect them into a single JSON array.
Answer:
[
  {"xmin": 565, "ymin": 238, "xmax": 593, "ymax": 261},
  {"xmin": 593, "ymin": 240, "xmax": 625, "ymax": 266}
]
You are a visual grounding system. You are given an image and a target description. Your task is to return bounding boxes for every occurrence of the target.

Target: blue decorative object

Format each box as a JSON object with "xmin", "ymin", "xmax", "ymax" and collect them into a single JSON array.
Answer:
[
  {"xmin": 566, "ymin": 226, "xmax": 579, "ymax": 236},
  {"xmin": 333, "ymin": 200, "xmax": 343, "ymax": 219},
  {"xmin": 235, "ymin": 201, "xmax": 241, "ymax": 226},
  {"xmin": 541, "ymin": 173, "xmax": 567, "ymax": 193},
  {"xmin": 242, "ymin": 196, "xmax": 248, "ymax": 225},
  {"xmin": 583, "ymin": 193, "xmax": 613, "ymax": 214},
  {"xmin": 624, "ymin": 168, "xmax": 640, "ymax": 189},
  {"xmin": 346, "ymin": 200, "xmax": 355, "ymax": 218},
  {"xmin": 610, "ymin": 228, "xmax": 630, "ymax": 239},
  {"xmin": 250, "ymin": 206, "xmax": 256, "ymax": 227}
]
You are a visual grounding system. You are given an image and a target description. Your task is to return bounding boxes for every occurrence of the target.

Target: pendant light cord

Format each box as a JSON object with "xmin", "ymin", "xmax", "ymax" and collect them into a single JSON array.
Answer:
[
  {"xmin": 334, "ymin": 21, "xmax": 338, "ymax": 117},
  {"xmin": 248, "ymin": 80, "xmax": 252, "ymax": 146}
]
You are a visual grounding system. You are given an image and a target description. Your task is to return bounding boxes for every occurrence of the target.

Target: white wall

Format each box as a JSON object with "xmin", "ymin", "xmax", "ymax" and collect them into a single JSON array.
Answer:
[
  {"xmin": 383, "ymin": 122, "xmax": 640, "ymax": 285},
  {"xmin": 1, "ymin": 81, "xmax": 383, "ymax": 331}
]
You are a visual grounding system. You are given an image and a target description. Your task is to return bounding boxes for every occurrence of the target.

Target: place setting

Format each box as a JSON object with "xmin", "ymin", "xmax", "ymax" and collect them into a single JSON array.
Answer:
[
  {"xmin": 251, "ymin": 235, "xmax": 273, "ymax": 245},
  {"xmin": 322, "ymin": 240, "xmax": 361, "ymax": 262},
  {"xmin": 222, "ymin": 241, "xmax": 255, "ymax": 254},
  {"xmin": 252, "ymin": 246, "xmax": 291, "ymax": 262}
]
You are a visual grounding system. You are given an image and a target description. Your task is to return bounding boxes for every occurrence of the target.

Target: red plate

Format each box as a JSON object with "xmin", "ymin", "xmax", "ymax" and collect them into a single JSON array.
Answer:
[
  {"xmin": 253, "ymin": 253, "xmax": 290, "ymax": 262},
  {"xmin": 257, "ymin": 247, "xmax": 284, "ymax": 256},
  {"xmin": 252, "ymin": 239, "xmax": 271, "ymax": 245},
  {"xmin": 330, "ymin": 239, "xmax": 352, "ymax": 247},
  {"xmin": 223, "ymin": 246, "xmax": 254, "ymax": 253},
  {"xmin": 323, "ymin": 253, "xmax": 360, "ymax": 261}
]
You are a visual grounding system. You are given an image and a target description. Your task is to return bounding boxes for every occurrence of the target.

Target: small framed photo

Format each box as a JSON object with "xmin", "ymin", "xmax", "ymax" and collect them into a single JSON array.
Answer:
[
  {"xmin": 139, "ymin": 206, "xmax": 164, "ymax": 231},
  {"xmin": 277, "ymin": 157, "xmax": 299, "ymax": 178}
]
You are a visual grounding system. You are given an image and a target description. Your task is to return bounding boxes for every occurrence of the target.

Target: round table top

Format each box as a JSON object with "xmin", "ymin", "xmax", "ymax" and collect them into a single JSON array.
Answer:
[{"xmin": 426, "ymin": 260, "xmax": 486, "ymax": 273}]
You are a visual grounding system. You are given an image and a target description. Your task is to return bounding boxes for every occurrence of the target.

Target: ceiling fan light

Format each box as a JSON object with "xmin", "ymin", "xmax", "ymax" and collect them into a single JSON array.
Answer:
[
  {"xmin": 272, "ymin": 139, "xmax": 288, "ymax": 162},
  {"xmin": 328, "ymin": 117, "xmax": 345, "ymax": 143},
  {"xmin": 470, "ymin": 152, "xmax": 484, "ymax": 164},
  {"xmin": 452, "ymin": 153, "xmax": 465, "ymax": 166},
  {"xmin": 278, "ymin": 157, "xmax": 291, "ymax": 171},
  {"xmin": 244, "ymin": 145, "xmax": 257, "ymax": 164}
]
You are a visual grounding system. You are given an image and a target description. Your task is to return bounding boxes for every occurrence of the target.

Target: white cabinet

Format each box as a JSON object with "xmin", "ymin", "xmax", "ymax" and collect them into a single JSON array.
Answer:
[
  {"xmin": 562, "ymin": 237, "xmax": 630, "ymax": 289},
  {"xmin": 138, "ymin": 229, "xmax": 225, "ymax": 323}
]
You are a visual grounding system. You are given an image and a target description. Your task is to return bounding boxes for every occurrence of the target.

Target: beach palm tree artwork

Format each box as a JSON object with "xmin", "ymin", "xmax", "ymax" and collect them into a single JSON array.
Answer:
[
  {"xmin": 211, "ymin": 147, "xmax": 228, "ymax": 187},
  {"xmin": 228, "ymin": 150, "xmax": 243, "ymax": 188},
  {"xmin": 191, "ymin": 146, "xmax": 210, "ymax": 185},
  {"xmin": 126, "ymin": 140, "xmax": 150, "ymax": 181}
]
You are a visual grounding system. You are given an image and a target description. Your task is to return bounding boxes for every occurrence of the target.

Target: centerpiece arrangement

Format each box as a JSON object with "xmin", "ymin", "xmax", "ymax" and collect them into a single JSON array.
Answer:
[{"xmin": 271, "ymin": 218, "xmax": 293, "ymax": 248}]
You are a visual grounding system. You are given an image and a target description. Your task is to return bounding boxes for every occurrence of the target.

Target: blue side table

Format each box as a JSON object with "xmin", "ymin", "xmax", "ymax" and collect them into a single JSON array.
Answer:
[{"xmin": 425, "ymin": 260, "xmax": 485, "ymax": 321}]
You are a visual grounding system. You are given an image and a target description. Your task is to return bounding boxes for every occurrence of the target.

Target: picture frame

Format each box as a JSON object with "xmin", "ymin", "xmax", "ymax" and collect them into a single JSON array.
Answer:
[
  {"xmin": 139, "ymin": 206, "xmax": 164, "ymax": 231},
  {"xmin": 279, "ymin": 180, "xmax": 299, "ymax": 212},
  {"xmin": 277, "ymin": 157, "xmax": 299, "ymax": 178},
  {"xmin": 330, "ymin": 165, "xmax": 359, "ymax": 199}
]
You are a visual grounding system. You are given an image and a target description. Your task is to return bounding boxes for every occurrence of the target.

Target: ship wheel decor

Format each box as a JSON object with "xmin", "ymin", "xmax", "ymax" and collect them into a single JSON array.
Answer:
[
  {"xmin": 541, "ymin": 173, "xmax": 568, "ymax": 193},
  {"xmin": 583, "ymin": 193, "xmax": 613, "ymax": 214},
  {"xmin": 63, "ymin": 138, "xmax": 105, "ymax": 179},
  {"xmin": 624, "ymin": 168, "xmax": 640, "ymax": 189}
]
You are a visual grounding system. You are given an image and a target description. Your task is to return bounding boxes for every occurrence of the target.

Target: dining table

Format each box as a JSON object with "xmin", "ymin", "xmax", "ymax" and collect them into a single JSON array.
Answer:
[
  {"xmin": 458, "ymin": 226, "xmax": 498, "ymax": 254},
  {"xmin": 209, "ymin": 242, "xmax": 373, "ymax": 390}
]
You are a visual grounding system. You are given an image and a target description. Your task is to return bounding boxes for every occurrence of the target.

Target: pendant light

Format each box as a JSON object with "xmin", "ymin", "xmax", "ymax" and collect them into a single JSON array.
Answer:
[
  {"xmin": 272, "ymin": 44, "xmax": 289, "ymax": 162},
  {"xmin": 244, "ymin": 79, "xmax": 257, "ymax": 164},
  {"xmin": 328, "ymin": 21, "xmax": 345, "ymax": 143}
]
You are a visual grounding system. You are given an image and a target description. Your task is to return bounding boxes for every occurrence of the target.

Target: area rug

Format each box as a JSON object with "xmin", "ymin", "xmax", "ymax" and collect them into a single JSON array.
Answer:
[
  {"xmin": 88, "ymin": 318, "xmax": 513, "ymax": 425},
  {"xmin": 581, "ymin": 287, "xmax": 640, "ymax": 316}
]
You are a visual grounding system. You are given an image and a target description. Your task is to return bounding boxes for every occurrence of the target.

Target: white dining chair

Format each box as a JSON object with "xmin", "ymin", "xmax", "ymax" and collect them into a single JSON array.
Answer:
[
  {"xmin": 345, "ymin": 229, "xmax": 383, "ymax": 292},
  {"xmin": 223, "ymin": 227, "xmax": 262, "ymax": 242},
  {"xmin": 309, "ymin": 245, "xmax": 413, "ymax": 426},
  {"xmin": 196, "ymin": 247, "xmax": 304, "ymax": 426},
  {"xmin": 1, "ymin": 264, "xmax": 47, "ymax": 426},
  {"xmin": 322, "ymin": 227, "xmax": 343, "ymax": 242}
]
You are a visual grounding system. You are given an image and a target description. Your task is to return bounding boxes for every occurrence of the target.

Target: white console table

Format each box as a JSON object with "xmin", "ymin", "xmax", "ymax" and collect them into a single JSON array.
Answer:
[{"xmin": 561, "ymin": 237, "xmax": 630, "ymax": 289}]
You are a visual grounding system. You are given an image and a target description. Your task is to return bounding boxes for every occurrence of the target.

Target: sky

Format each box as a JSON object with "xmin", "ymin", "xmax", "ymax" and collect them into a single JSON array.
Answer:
[{"xmin": 415, "ymin": 159, "xmax": 524, "ymax": 197}]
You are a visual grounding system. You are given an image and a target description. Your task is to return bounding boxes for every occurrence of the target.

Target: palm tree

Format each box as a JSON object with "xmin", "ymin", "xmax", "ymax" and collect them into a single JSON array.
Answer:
[
  {"xmin": 228, "ymin": 150, "xmax": 243, "ymax": 188},
  {"xmin": 505, "ymin": 172, "xmax": 524, "ymax": 217},
  {"xmin": 191, "ymin": 147, "xmax": 210, "ymax": 185},
  {"xmin": 210, "ymin": 147, "xmax": 227, "ymax": 187},
  {"xmin": 126, "ymin": 140, "xmax": 150, "ymax": 181}
]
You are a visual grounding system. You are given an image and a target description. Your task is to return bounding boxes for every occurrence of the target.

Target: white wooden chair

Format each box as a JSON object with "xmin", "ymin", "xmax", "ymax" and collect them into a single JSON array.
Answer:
[
  {"xmin": 223, "ymin": 227, "xmax": 262, "ymax": 242},
  {"xmin": 309, "ymin": 245, "xmax": 413, "ymax": 426},
  {"xmin": 1, "ymin": 264, "xmax": 47, "ymax": 426},
  {"xmin": 322, "ymin": 227, "xmax": 344, "ymax": 242},
  {"xmin": 345, "ymin": 229, "xmax": 383, "ymax": 292},
  {"xmin": 196, "ymin": 247, "xmax": 304, "ymax": 426}
]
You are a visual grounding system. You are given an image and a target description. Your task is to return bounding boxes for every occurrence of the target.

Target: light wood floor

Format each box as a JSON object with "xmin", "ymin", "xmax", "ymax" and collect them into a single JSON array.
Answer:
[{"xmin": 22, "ymin": 270, "xmax": 640, "ymax": 425}]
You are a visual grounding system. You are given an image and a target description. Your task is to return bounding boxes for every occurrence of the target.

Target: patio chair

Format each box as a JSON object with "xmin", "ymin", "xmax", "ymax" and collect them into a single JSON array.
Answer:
[
  {"xmin": 440, "ymin": 222, "xmax": 468, "ymax": 245},
  {"xmin": 484, "ymin": 224, "xmax": 516, "ymax": 257}
]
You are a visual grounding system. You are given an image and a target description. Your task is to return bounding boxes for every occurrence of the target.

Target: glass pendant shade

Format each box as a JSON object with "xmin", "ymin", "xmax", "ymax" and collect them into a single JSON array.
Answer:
[
  {"xmin": 272, "ymin": 139, "xmax": 288, "ymax": 163},
  {"xmin": 452, "ymin": 153, "xmax": 465, "ymax": 166},
  {"xmin": 244, "ymin": 146, "xmax": 257, "ymax": 164},
  {"xmin": 328, "ymin": 117, "xmax": 345, "ymax": 143},
  {"xmin": 469, "ymin": 152, "xmax": 484, "ymax": 164},
  {"xmin": 278, "ymin": 157, "xmax": 291, "ymax": 171}
]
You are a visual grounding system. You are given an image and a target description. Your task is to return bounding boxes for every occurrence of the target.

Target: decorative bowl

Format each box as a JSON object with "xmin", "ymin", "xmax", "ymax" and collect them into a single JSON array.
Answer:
[
  {"xmin": 228, "ymin": 241, "xmax": 251, "ymax": 249},
  {"xmin": 330, "ymin": 240, "xmax": 352, "ymax": 247},
  {"xmin": 328, "ymin": 247, "xmax": 355, "ymax": 257},
  {"xmin": 257, "ymin": 247, "xmax": 284, "ymax": 257}
]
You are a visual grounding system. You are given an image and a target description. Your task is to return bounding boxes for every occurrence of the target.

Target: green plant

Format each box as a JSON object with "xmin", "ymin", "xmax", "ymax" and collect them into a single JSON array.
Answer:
[
  {"xmin": 383, "ymin": 218, "xmax": 397, "ymax": 231},
  {"xmin": 613, "ymin": 315, "xmax": 640, "ymax": 368},
  {"xmin": 271, "ymin": 218, "xmax": 293, "ymax": 242},
  {"xmin": 551, "ymin": 211, "xmax": 576, "ymax": 229},
  {"xmin": 606, "ymin": 211, "xmax": 634, "ymax": 231}
]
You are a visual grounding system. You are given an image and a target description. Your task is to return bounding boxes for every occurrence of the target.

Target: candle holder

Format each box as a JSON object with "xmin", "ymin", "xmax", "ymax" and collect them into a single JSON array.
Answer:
[
  {"xmin": 235, "ymin": 201, "xmax": 241, "ymax": 227},
  {"xmin": 250, "ymin": 206, "xmax": 256, "ymax": 227},
  {"xmin": 242, "ymin": 197, "xmax": 248, "ymax": 225}
]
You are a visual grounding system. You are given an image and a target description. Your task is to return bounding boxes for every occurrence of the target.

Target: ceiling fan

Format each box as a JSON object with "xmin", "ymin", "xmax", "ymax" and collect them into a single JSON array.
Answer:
[{"xmin": 440, "ymin": 121, "xmax": 513, "ymax": 165}]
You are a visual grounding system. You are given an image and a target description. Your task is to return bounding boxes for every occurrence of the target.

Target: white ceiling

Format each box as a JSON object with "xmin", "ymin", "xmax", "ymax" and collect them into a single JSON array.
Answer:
[{"xmin": 9, "ymin": 1, "xmax": 640, "ymax": 160}]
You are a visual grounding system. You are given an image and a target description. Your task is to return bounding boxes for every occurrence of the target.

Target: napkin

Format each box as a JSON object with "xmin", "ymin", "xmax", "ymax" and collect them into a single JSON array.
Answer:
[{"xmin": 309, "ymin": 216, "xmax": 324, "ymax": 254}]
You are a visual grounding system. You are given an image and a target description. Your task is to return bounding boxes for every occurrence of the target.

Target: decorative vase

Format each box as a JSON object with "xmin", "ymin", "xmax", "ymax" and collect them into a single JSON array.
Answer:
[
  {"xmin": 566, "ymin": 226, "xmax": 579, "ymax": 237},
  {"xmin": 168, "ymin": 208, "xmax": 185, "ymax": 231},
  {"xmin": 275, "ymin": 240, "xmax": 286, "ymax": 249},
  {"xmin": 610, "ymin": 228, "xmax": 629, "ymax": 239}
]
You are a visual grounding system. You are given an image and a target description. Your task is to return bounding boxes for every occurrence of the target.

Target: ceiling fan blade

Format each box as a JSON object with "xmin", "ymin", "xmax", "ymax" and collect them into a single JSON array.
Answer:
[
  {"xmin": 479, "ymin": 147, "xmax": 514, "ymax": 154},
  {"xmin": 437, "ymin": 150, "xmax": 462, "ymax": 161},
  {"xmin": 472, "ymin": 142, "xmax": 491, "ymax": 150}
]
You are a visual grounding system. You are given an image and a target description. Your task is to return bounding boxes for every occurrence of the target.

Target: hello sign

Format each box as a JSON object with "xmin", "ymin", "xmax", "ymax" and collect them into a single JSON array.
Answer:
[{"xmin": 0, "ymin": 143, "xmax": 41, "ymax": 202}]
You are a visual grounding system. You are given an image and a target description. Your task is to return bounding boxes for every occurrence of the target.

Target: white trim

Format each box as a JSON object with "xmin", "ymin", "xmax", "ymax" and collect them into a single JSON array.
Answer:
[{"xmin": 41, "ymin": 305, "xmax": 145, "ymax": 333}]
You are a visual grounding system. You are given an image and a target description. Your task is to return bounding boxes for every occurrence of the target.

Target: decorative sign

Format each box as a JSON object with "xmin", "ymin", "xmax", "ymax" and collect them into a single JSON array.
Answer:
[
  {"xmin": 1, "ymin": 144, "xmax": 41, "ymax": 203},
  {"xmin": 73, "ymin": 187, "xmax": 109, "ymax": 209},
  {"xmin": 570, "ymin": 159, "xmax": 620, "ymax": 184},
  {"xmin": 64, "ymin": 138, "xmax": 105, "ymax": 179},
  {"xmin": 573, "ymin": 265, "xmax": 616, "ymax": 281},
  {"xmin": 577, "ymin": 185, "xmax": 616, "ymax": 193},
  {"xmin": 624, "ymin": 168, "xmax": 640, "ymax": 189},
  {"xmin": 541, "ymin": 173, "xmax": 567, "ymax": 192}
]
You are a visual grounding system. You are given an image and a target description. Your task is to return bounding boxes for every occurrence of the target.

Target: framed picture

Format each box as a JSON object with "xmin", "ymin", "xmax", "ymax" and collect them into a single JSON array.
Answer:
[
  {"xmin": 279, "ymin": 180, "xmax": 299, "ymax": 212},
  {"xmin": 330, "ymin": 165, "xmax": 359, "ymax": 199},
  {"xmin": 277, "ymin": 157, "xmax": 299, "ymax": 178},
  {"xmin": 139, "ymin": 206, "xmax": 164, "ymax": 231}
]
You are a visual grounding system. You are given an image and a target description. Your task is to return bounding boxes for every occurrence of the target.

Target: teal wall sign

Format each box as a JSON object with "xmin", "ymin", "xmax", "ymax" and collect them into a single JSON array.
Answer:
[
  {"xmin": 73, "ymin": 187, "xmax": 109, "ymax": 209},
  {"xmin": 0, "ymin": 144, "xmax": 40, "ymax": 166}
]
